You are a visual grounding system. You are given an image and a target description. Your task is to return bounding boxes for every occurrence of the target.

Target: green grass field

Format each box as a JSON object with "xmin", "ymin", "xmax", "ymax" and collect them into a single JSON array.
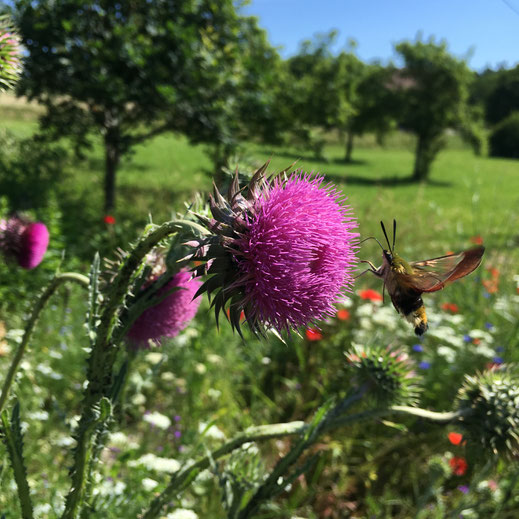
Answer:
[{"xmin": 2, "ymin": 96, "xmax": 519, "ymax": 518}]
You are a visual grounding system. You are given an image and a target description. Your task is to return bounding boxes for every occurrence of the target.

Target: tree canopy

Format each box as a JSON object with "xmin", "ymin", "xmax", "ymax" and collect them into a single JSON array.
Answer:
[{"xmin": 16, "ymin": 0, "xmax": 255, "ymax": 210}]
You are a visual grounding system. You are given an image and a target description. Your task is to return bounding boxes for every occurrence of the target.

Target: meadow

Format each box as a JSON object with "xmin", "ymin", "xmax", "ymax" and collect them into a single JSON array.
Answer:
[{"xmin": 1, "ymin": 95, "xmax": 519, "ymax": 518}]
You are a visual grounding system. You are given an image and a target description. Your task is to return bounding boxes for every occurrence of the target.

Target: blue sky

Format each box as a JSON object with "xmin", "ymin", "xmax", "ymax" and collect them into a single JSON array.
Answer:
[{"xmin": 242, "ymin": 0, "xmax": 519, "ymax": 71}]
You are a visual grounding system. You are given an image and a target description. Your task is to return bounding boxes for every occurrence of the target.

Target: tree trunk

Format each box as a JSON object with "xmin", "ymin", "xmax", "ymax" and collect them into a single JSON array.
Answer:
[
  {"xmin": 412, "ymin": 135, "xmax": 432, "ymax": 181},
  {"xmin": 104, "ymin": 140, "xmax": 120, "ymax": 213},
  {"xmin": 344, "ymin": 129, "xmax": 354, "ymax": 162}
]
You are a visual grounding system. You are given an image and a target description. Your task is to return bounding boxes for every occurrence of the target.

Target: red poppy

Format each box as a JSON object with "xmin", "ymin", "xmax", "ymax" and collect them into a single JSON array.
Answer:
[
  {"xmin": 487, "ymin": 267, "xmax": 499, "ymax": 279},
  {"xmin": 482, "ymin": 279, "xmax": 499, "ymax": 294},
  {"xmin": 225, "ymin": 308, "xmax": 245, "ymax": 321},
  {"xmin": 441, "ymin": 303, "xmax": 459, "ymax": 313},
  {"xmin": 359, "ymin": 289, "xmax": 383, "ymax": 302},
  {"xmin": 449, "ymin": 456, "xmax": 468, "ymax": 476},
  {"xmin": 305, "ymin": 328, "xmax": 323, "ymax": 341},
  {"xmin": 448, "ymin": 432, "xmax": 463, "ymax": 445},
  {"xmin": 470, "ymin": 235, "xmax": 483, "ymax": 245},
  {"xmin": 472, "ymin": 338, "xmax": 481, "ymax": 345},
  {"xmin": 104, "ymin": 215, "xmax": 116, "ymax": 225},
  {"xmin": 336, "ymin": 309, "xmax": 350, "ymax": 321}
]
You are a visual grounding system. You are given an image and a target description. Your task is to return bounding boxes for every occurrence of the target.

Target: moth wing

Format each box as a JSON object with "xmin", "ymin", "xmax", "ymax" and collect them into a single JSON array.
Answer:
[{"xmin": 398, "ymin": 246, "xmax": 485, "ymax": 293}]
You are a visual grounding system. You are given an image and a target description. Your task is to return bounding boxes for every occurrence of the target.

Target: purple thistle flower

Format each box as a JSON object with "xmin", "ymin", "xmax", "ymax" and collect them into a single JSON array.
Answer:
[
  {"xmin": 127, "ymin": 270, "xmax": 202, "ymax": 348},
  {"xmin": 0, "ymin": 217, "xmax": 49, "ymax": 269},
  {"xmin": 457, "ymin": 485, "xmax": 469, "ymax": 494},
  {"xmin": 193, "ymin": 163, "xmax": 358, "ymax": 334}
]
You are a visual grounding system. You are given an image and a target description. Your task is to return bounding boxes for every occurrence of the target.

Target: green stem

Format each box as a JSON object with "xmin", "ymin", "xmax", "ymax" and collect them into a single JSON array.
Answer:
[
  {"xmin": 0, "ymin": 272, "xmax": 89, "ymax": 413},
  {"xmin": 1, "ymin": 405, "xmax": 34, "ymax": 519},
  {"xmin": 142, "ymin": 405, "xmax": 471, "ymax": 518},
  {"xmin": 63, "ymin": 219, "xmax": 206, "ymax": 519}
]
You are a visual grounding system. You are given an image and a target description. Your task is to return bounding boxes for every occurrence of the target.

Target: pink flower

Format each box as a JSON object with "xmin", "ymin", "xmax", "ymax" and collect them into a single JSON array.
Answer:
[
  {"xmin": 0, "ymin": 217, "xmax": 49, "ymax": 269},
  {"xmin": 127, "ymin": 270, "xmax": 202, "ymax": 348},
  {"xmin": 193, "ymin": 164, "xmax": 358, "ymax": 334}
]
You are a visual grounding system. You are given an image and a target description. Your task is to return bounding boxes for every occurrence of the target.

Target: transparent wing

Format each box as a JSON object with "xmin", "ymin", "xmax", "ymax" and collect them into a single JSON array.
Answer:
[{"xmin": 398, "ymin": 246, "xmax": 484, "ymax": 293}]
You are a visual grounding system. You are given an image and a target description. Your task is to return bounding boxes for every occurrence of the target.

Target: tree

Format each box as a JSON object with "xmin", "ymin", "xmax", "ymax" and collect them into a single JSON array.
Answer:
[
  {"xmin": 15, "ymin": 0, "xmax": 246, "ymax": 211},
  {"xmin": 472, "ymin": 66, "xmax": 519, "ymax": 125},
  {"xmin": 394, "ymin": 38, "xmax": 482, "ymax": 181}
]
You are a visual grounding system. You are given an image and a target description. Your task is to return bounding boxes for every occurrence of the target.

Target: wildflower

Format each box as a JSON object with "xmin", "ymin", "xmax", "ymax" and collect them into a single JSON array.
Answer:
[
  {"xmin": 449, "ymin": 456, "xmax": 468, "ymax": 476},
  {"xmin": 358, "ymin": 289, "xmax": 383, "ymax": 302},
  {"xmin": 305, "ymin": 328, "xmax": 323, "ymax": 341},
  {"xmin": 166, "ymin": 510, "xmax": 198, "ymax": 519},
  {"xmin": 193, "ymin": 163, "xmax": 358, "ymax": 334},
  {"xmin": 0, "ymin": 16, "xmax": 22, "ymax": 91},
  {"xmin": 104, "ymin": 215, "xmax": 116, "ymax": 225},
  {"xmin": 128, "ymin": 453, "xmax": 181, "ymax": 473},
  {"xmin": 457, "ymin": 485, "xmax": 470, "ymax": 494},
  {"xmin": 492, "ymin": 356, "xmax": 504, "ymax": 364},
  {"xmin": 412, "ymin": 344, "xmax": 424, "ymax": 353},
  {"xmin": 418, "ymin": 361, "xmax": 431, "ymax": 370},
  {"xmin": 470, "ymin": 235, "xmax": 483, "ymax": 245},
  {"xmin": 448, "ymin": 432, "xmax": 463, "ymax": 445},
  {"xmin": 0, "ymin": 216, "xmax": 49, "ymax": 269},
  {"xmin": 463, "ymin": 334, "xmax": 472, "ymax": 343},
  {"xmin": 127, "ymin": 270, "xmax": 202, "ymax": 348},
  {"xmin": 143, "ymin": 411, "xmax": 171, "ymax": 430},
  {"xmin": 441, "ymin": 302, "xmax": 459, "ymax": 313},
  {"xmin": 336, "ymin": 309, "xmax": 350, "ymax": 321}
]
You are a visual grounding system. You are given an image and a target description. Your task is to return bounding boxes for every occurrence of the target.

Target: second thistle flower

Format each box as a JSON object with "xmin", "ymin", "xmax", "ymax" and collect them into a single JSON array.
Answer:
[{"xmin": 194, "ymin": 163, "xmax": 359, "ymax": 334}]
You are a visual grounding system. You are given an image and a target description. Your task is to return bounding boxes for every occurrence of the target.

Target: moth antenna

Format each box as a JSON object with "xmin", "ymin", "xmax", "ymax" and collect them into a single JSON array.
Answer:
[
  {"xmin": 359, "ymin": 236, "xmax": 384, "ymax": 250},
  {"xmin": 392, "ymin": 219, "xmax": 397, "ymax": 252},
  {"xmin": 380, "ymin": 221, "xmax": 392, "ymax": 252}
]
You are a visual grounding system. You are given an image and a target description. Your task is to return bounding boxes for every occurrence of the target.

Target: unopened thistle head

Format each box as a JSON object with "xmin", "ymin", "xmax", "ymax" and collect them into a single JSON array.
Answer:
[
  {"xmin": 0, "ymin": 216, "xmax": 49, "ymax": 269},
  {"xmin": 127, "ymin": 267, "xmax": 202, "ymax": 349},
  {"xmin": 193, "ymin": 163, "xmax": 358, "ymax": 334},
  {"xmin": 456, "ymin": 366, "xmax": 519, "ymax": 458},
  {"xmin": 345, "ymin": 344, "xmax": 421, "ymax": 406},
  {"xmin": 0, "ymin": 15, "xmax": 22, "ymax": 92}
]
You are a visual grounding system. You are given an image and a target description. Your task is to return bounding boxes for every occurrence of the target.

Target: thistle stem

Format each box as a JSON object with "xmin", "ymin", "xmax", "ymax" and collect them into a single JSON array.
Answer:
[
  {"xmin": 141, "ymin": 403, "xmax": 471, "ymax": 518},
  {"xmin": 0, "ymin": 272, "xmax": 89, "ymax": 413},
  {"xmin": 63, "ymin": 219, "xmax": 206, "ymax": 519}
]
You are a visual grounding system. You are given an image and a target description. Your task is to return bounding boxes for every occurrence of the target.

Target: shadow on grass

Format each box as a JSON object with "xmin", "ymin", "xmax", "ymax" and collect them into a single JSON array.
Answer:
[{"xmin": 323, "ymin": 171, "xmax": 453, "ymax": 188}]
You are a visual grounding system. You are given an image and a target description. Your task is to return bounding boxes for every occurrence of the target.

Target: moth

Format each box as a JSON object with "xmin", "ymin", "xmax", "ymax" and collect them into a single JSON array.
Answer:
[{"xmin": 359, "ymin": 220, "xmax": 485, "ymax": 335}]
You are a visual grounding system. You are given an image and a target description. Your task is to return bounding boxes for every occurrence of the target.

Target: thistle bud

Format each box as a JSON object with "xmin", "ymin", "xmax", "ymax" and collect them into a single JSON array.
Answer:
[
  {"xmin": 126, "ymin": 251, "xmax": 202, "ymax": 349},
  {"xmin": 192, "ymin": 163, "xmax": 358, "ymax": 335},
  {"xmin": 0, "ymin": 15, "xmax": 22, "ymax": 92},
  {"xmin": 345, "ymin": 344, "xmax": 421, "ymax": 406},
  {"xmin": 456, "ymin": 366, "xmax": 519, "ymax": 458}
]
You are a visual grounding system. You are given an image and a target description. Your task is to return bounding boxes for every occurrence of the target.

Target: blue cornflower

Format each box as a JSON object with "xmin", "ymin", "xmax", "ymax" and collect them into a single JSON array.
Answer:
[
  {"xmin": 463, "ymin": 335, "xmax": 472, "ymax": 343},
  {"xmin": 492, "ymin": 356, "xmax": 504, "ymax": 365},
  {"xmin": 419, "ymin": 361, "xmax": 431, "ymax": 370},
  {"xmin": 412, "ymin": 344, "xmax": 424, "ymax": 353},
  {"xmin": 485, "ymin": 322, "xmax": 494, "ymax": 330}
]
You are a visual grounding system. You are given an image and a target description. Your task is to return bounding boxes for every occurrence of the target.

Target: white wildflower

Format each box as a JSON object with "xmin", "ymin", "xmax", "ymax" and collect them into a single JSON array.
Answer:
[
  {"xmin": 194, "ymin": 363, "xmax": 207, "ymax": 375},
  {"xmin": 146, "ymin": 352, "xmax": 163, "ymax": 365},
  {"xmin": 128, "ymin": 453, "xmax": 181, "ymax": 473},
  {"xmin": 142, "ymin": 477, "xmax": 159, "ymax": 491},
  {"xmin": 166, "ymin": 509, "xmax": 198, "ymax": 519},
  {"xmin": 143, "ymin": 411, "xmax": 171, "ymax": 430},
  {"xmin": 198, "ymin": 422, "xmax": 226, "ymax": 441}
]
